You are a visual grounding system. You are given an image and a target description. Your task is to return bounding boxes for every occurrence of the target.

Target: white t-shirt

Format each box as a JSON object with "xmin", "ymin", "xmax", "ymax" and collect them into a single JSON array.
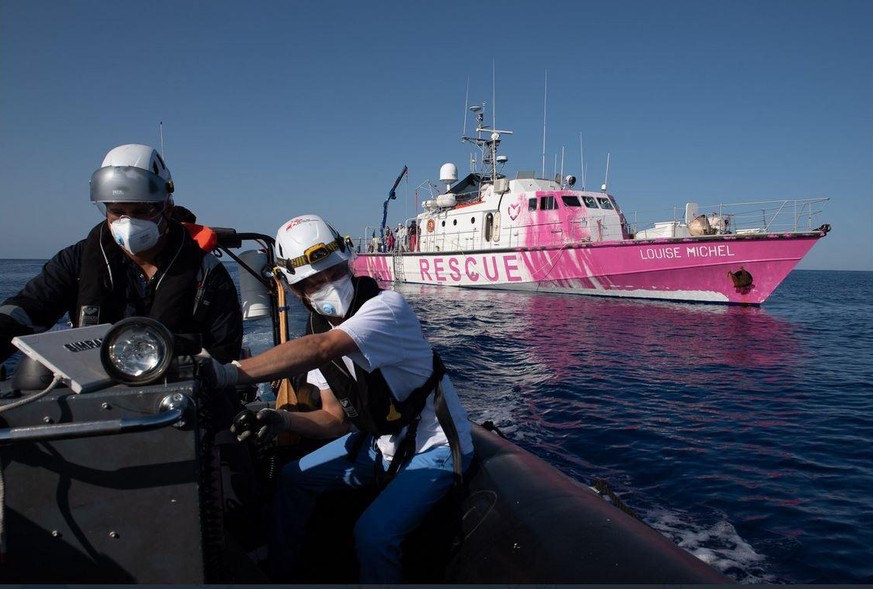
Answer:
[{"xmin": 306, "ymin": 290, "xmax": 473, "ymax": 462}]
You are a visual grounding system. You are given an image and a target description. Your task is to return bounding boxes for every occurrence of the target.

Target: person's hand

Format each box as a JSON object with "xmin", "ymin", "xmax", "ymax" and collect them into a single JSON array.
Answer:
[
  {"xmin": 231, "ymin": 408, "xmax": 292, "ymax": 443},
  {"xmin": 195, "ymin": 351, "xmax": 240, "ymax": 389},
  {"xmin": 251, "ymin": 408, "xmax": 293, "ymax": 441},
  {"xmin": 231, "ymin": 409, "xmax": 259, "ymax": 442}
]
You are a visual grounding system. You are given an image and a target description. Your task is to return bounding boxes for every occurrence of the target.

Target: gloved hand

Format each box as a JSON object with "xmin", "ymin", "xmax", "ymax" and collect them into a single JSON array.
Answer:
[
  {"xmin": 195, "ymin": 351, "xmax": 240, "ymax": 389},
  {"xmin": 231, "ymin": 407, "xmax": 293, "ymax": 442},
  {"xmin": 230, "ymin": 409, "xmax": 260, "ymax": 442}
]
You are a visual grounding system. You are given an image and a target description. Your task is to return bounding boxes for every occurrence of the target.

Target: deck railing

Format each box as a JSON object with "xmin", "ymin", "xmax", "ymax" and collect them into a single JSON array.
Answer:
[
  {"xmin": 353, "ymin": 198, "xmax": 830, "ymax": 253},
  {"xmin": 630, "ymin": 197, "xmax": 830, "ymax": 235}
]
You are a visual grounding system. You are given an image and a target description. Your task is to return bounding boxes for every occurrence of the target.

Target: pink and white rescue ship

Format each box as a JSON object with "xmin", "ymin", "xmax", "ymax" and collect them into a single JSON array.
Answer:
[{"xmin": 352, "ymin": 105, "xmax": 830, "ymax": 305}]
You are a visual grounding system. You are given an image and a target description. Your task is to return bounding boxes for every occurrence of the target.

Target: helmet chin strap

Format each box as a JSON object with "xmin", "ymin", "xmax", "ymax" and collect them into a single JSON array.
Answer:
[
  {"xmin": 158, "ymin": 206, "xmax": 171, "ymax": 235},
  {"xmin": 334, "ymin": 272, "xmax": 358, "ymax": 323},
  {"xmin": 346, "ymin": 274, "xmax": 359, "ymax": 317}
]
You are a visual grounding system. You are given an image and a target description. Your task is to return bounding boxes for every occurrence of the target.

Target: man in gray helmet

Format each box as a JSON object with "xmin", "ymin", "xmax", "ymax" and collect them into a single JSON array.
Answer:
[{"xmin": 0, "ymin": 144, "xmax": 243, "ymax": 366}]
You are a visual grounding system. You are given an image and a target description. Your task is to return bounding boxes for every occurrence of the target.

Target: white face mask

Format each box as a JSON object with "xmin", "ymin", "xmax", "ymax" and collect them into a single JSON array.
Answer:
[
  {"xmin": 307, "ymin": 274, "xmax": 355, "ymax": 318},
  {"xmin": 110, "ymin": 216, "xmax": 161, "ymax": 255}
]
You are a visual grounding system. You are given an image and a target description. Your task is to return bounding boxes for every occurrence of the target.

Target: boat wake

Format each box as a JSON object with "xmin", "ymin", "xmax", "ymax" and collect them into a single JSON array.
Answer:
[{"xmin": 647, "ymin": 508, "xmax": 776, "ymax": 584}]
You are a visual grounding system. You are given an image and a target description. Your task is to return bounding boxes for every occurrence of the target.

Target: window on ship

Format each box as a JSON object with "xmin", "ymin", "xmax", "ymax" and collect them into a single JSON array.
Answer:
[
  {"xmin": 457, "ymin": 186, "xmax": 478, "ymax": 202},
  {"xmin": 540, "ymin": 195, "xmax": 556, "ymax": 210},
  {"xmin": 597, "ymin": 197, "xmax": 614, "ymax": 210},
  {"xmin": 528, "ymin": 197, "xmax": 537, "ymax": 210},
  {"xmin": 561, "ymin": 195, "xmax": 581, "ymax": 207},
  {"xmin": 583, "ymin": 196, "xmax": 599, "ymax": 207}
]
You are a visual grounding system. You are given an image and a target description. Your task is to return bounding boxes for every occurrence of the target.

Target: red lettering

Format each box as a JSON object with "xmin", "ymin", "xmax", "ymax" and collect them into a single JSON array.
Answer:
[
  {"xmin": 483, "ymin": 256, "xmax": 499, "ymax": 281},
  {"xmin": 419, "ymin": 258, "xmax": 432, "ymax": 281},
  {"xmin": 504, "ymin": 256, "xmax": 522, "ymax": 282},
  {"xmin": 433, "ymin": 258, "xmax": 446, "ymax": 282},
  {"xmin": 465, "ymin": 257, "xmax": 479, "ymax": 281},
  {"xmin": 448, "ymin": 257, "xmax": 461, "ymax": 281}
]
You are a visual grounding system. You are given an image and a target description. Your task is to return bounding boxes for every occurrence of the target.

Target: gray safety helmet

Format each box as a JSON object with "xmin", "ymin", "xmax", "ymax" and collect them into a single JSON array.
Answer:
[{"xmin": 90, "ymin": 144, "xmax": 174, "ymax": 213}]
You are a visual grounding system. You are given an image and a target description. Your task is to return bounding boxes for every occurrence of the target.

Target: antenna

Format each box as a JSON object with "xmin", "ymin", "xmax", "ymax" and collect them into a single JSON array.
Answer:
[
  {"xmin": 601, "ymin": 152, "xmax": 611, "ymax": 192},
  {"xmin": 159, "ymin": 121, "xmax": 165, "ymax": 158},
  {"xmin": 462, "ymin": 77, "xmax": 470, "ymax": 138},
  {"xmin": 492, "ymin": 59, "xmax": 497, "ymax": 131},
  {"xmin": 541, "ymin": 69, "xmax": 548, "ymax": 178},
  {"xmin": 579, "ymin": 132, "xmax": 586, "ymax": 190},
  {"xmin": 560, "ymin": 146, "xmax": 565, "ymax": 182}
]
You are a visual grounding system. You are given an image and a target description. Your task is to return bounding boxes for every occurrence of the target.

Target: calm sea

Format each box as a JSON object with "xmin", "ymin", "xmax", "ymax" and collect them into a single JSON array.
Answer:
[{"xmin": 2, "ymin": 260, "xmax": 871, "ymax": 584}]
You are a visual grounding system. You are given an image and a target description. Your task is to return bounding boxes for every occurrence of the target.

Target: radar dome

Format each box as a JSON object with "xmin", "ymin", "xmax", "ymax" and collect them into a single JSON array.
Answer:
[{"xmin": 440, "ymin": 163, "xmax": 458, "ymax": 185}]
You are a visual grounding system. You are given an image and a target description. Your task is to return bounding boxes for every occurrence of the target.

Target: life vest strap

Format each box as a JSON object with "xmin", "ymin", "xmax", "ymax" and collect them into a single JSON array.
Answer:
[
  {"xmin": 373, "ymin": 418, "xmax": 421, "ymax": 489},
  {"xmin": 370, "ymin": 353, "xmax": 463, "ymax": 488}
]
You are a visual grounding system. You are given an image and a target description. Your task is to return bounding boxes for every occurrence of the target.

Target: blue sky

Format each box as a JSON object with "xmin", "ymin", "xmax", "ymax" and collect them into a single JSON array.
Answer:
[{"xmin": 1, "ymin": 0, "xmax": 871, "ymax": 270}]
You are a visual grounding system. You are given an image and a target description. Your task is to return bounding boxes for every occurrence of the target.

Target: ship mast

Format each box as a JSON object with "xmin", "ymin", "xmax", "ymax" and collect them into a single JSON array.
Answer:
[{"xmin": 461, "ymin": 102, "xmax": 512, "ymax": 182}]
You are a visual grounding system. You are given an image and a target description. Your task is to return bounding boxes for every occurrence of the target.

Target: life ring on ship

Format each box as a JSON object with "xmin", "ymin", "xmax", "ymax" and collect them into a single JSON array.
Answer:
[{"xmin": 426, "ymin": 219, "xmax": 435, "ymax": 233}]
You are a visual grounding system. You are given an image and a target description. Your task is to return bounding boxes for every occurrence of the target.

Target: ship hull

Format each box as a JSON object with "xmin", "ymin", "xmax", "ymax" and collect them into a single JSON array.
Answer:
[{"xmin": 352, "ymin": 231, "xmax": 825, "ymax": 304}]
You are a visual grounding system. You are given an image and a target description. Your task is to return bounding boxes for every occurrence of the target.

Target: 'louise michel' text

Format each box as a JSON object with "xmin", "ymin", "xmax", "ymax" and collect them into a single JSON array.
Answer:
[{"xmin": 639, "ymin": 243, "xmax": 736, "ymax": 260}]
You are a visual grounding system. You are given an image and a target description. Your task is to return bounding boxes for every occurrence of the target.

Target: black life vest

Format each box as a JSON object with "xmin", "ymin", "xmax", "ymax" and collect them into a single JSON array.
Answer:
[
  {"xmin": 296, "ymin": 275, "xmax": 441, "ymax": 436},
  {"xmin": 76, "ymin": 221, "xmax": 206, "ymax": 332}
]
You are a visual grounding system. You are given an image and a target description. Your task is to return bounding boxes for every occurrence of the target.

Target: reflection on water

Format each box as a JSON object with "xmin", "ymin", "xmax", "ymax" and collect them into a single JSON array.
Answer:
[
  {"xmin": 398, "ymin": 284, "xmax": 803, "ymax": 430},
  {"xmin": 394, "ymin": 282, "xmax": 871, "ymax": 584}
]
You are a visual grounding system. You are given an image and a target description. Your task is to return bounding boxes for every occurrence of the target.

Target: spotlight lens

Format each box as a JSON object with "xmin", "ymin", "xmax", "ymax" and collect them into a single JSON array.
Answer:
[
  {"xmin": 108, "ymin": 329, "xmax": 169, "ymax": 376},
  {"xmin": 101, "ymin": 317, "xmax": 174, "ymax": 385}
]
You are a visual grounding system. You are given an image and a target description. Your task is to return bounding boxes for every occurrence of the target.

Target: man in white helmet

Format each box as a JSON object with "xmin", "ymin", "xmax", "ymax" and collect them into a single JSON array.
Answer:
[
  {"xmin": 201, "ymin": 214, "xmax": 474, "ymax": 583},
  {"xmin": 0, "ymin": 144, "xmax": 243, "ymax": 367}
]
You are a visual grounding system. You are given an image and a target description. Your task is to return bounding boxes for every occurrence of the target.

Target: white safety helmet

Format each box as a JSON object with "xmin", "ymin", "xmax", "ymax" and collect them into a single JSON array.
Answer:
[
  {"xmin": 275, "ymin": 215, "xmax": 351, "ymax": 285},
  {"xmin": 90, "ymin": 144, "xmax": 174, "ymax": 213}
]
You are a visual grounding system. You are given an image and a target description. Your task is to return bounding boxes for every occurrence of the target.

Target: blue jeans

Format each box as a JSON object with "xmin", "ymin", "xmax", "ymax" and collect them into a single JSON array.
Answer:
[{"xmin": 269, "ymin": 433, "xmax": 472, "ymax": 583}]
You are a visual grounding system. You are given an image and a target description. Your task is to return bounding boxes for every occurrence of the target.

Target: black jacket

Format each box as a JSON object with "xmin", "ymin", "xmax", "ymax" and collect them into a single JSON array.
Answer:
[{"xmin": 1, "ymin": 220, "xmax": 242, "ymax": 363}]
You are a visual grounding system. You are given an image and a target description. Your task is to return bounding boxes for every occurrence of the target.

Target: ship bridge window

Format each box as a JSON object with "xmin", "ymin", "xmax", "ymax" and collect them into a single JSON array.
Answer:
[
  {"xmin": 540, "ymin": 195, "xmax": 556, "ymax": 210},
  {"xmin": 583, "ymin": 196, "xmax": 599, "ymax": 208},
  {"xmin": 561, "ymin": 195, "xmax": 581, "ymax": 207},
  {"xmin": 597, "ymin": 197, "xmax": 614, "ymax": 210},
  {"xmin": 528, "ymin": 197, "xmax": 537, "ymax": 210},
  {"xmin": 458, "ymin": 188, "xmax": 478, "ymax": 201}
]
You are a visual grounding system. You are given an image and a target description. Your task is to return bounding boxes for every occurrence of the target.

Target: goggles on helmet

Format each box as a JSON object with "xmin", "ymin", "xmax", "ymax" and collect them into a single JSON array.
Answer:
[
  {"xmin": 90, "ymin": 165, "xmax": 172, "ymax": 209},
  {"xmin": 276, "ymin": 239, "xmax": 344, "ymax": 276},
  {"xmin": 105, "ymin": 202, "xmax": 165, "ymax": 220}
]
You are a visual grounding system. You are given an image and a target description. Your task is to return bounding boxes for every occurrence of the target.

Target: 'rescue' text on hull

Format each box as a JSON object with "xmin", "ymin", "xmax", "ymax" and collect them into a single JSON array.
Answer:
[{"xmin": 419, "ymin": 254, "xmax": 523, "ymax": 283}]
